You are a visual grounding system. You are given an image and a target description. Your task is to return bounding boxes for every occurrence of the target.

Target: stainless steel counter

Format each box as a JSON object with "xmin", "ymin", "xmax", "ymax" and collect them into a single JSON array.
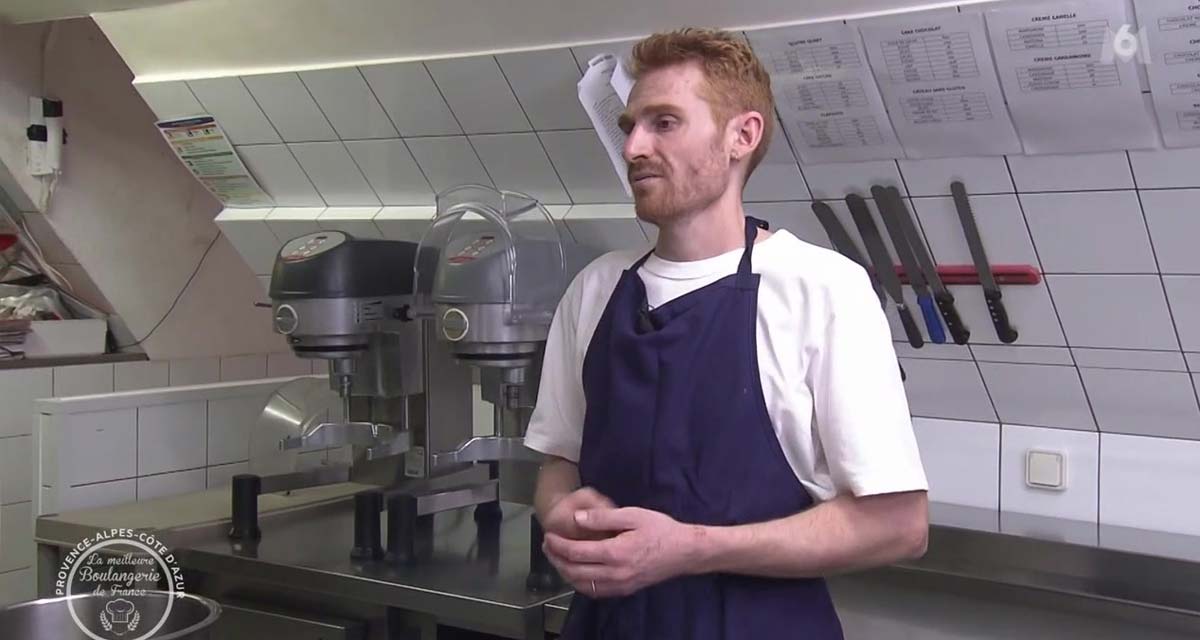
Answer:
[{"xmin": 34, "ymin": 489, "xmax": 1200, "ymax": 639}]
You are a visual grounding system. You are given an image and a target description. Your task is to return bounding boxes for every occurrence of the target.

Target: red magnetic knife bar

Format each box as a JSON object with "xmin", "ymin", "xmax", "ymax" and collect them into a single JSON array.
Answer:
[{"xmin": 893, "ymin": 264, "xmax": 1041, "ymax": 286}]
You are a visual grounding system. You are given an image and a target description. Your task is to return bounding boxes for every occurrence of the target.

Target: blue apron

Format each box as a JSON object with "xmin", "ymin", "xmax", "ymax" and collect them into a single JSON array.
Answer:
[{"xmin": 561, "ymin": 216, "xmax": 843, "ymax": 639}]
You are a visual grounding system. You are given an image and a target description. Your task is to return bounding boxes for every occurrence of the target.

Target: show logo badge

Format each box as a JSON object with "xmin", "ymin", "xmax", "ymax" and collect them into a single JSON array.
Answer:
[{"xmin": 54, "ymin": 528, "xmax": 186, "ymax": 640}]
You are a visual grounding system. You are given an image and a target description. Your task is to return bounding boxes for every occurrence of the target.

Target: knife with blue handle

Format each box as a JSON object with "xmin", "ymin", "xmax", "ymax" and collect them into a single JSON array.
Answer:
[
  {"xmin": 871, "ymin": 186, "xmax": 945, "ymax": 344},
  {"xmin": 846, "ymin": 193, "xmax": 923, "ymax": 348}
]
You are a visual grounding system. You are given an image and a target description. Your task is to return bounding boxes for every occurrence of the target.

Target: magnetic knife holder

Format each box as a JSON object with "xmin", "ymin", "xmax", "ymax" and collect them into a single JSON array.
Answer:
[{"xmin": 894, "ymin": 264, "xmax": 1041, "ymax": 286}]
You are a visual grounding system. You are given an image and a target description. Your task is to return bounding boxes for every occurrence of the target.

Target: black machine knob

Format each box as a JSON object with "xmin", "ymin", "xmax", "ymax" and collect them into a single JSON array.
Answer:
[
  {"xmin": 228, "ymin": 474, "xmax": 261, "ymax": 540},
  {"xmin": 351, "ymin": 490, "xmax": 384, "ymax": 561},
  {"xmin": 526, "ymin": 517, "xmax": 562, "ymax": 592},
  {"xmin": 385, "ymin": 493, "xmax": 433, "ymax": 564}
]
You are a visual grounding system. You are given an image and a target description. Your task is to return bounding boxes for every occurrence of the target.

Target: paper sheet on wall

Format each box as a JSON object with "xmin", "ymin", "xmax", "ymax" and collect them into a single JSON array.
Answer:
[
  {"xmin": 1132, "ymin": 0, "xmax": 1200, "ymax": 147},
  {"xmin": 156, "ymin": 116, "xmax": 273, "ymax": 207},
  {"xmin": 747, "ymin": 23, "xmax": 905, "ymax": 164},
  {"xmin": 984, "ymin": 0, "xmax": 1159, "ymax": 154},
  {"xmin": 860, "ymin": 12, "xmax": 1023, "ymax": 158},
  {"xmin": 578, "ymin": 54, "xmax": 635, "ymax": 197}
]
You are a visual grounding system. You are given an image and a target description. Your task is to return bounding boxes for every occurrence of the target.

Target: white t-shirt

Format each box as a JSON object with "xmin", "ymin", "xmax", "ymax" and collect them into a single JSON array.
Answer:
[{"xmin": 523, "ymin": 229, "xmax": 928, "ymax": 502}]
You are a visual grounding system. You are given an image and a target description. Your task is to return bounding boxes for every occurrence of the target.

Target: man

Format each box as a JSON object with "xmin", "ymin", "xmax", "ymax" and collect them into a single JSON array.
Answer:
[{"xmin": 523, "ymin": 27, "xmax": 928, "ymax": 639}]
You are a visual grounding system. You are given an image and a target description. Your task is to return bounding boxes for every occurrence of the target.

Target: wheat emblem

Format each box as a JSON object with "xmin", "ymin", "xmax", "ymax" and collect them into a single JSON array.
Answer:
[{"xmin": 99, "ymin": 611, "xmax": 113, "ymax": 631}]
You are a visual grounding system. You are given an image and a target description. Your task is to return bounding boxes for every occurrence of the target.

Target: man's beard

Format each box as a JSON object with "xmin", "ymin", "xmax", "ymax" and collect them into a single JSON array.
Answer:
[{"xmin": 631, "ymin": 153, "xmax": 728, "ymax": 226}]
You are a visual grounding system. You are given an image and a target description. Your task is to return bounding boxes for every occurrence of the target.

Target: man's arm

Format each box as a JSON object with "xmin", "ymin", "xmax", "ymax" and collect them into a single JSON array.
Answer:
[
  {"xmin": 534, "ymin": 456, "xmax": 581, "ymax": 524},
  {"xmin": 692, "ymin": 490, "xmax": 927, "ymax": 577},
  {"xmin": 544, "ymin": 490, "xmax": 926, "ymax": 597}
]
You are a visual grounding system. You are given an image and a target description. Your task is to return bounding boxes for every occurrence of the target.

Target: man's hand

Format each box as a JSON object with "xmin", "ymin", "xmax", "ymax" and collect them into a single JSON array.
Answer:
[
  {"xmin": 543, "ymin": 507, "xmax": 700, "ymax": 598},
  {"xmin": 540, "ymin": 487, "xmax": 617, "ymax": 541}
]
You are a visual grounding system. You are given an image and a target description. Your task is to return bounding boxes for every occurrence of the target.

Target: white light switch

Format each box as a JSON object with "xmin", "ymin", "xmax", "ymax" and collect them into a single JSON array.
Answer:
[{"xmin": 1026, "ymin": 450, "xmax": 1066, "ymax": 490}]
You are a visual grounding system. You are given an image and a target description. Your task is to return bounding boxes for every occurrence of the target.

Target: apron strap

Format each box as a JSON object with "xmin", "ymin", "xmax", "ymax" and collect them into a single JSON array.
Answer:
[{"xmin": 736, "ymin": 216, "xmax": 766, "ymax": 288}]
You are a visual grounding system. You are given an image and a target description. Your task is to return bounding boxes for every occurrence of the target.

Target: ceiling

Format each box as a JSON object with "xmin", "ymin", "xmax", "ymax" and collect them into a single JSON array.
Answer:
[{"xmin": 0, "ymin": 0, "xmax": 188, "ymax": 24}]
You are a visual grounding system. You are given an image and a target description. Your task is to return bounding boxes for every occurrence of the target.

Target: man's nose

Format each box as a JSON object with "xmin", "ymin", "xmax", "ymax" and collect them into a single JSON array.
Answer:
[{"xmin": 623, "ymin": 125, "xmax": 651, "ymax": 164}]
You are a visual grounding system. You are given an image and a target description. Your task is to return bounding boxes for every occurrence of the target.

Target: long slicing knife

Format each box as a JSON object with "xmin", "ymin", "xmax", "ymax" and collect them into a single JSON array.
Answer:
[
  {"xmin": 871, "ymin": 186, "xmax": 945, "ymax": 344},
  {"xmin": 846, "ymin": 194, "xmax": 924, "ymax": 348},
  {"xmin": 810, "ymin": 201, "xmax": 884, "ymax": 305},
  {"xmin": 951, "ymin": 181, "xmax": 1018, "ymax": 343},
  {"xmin": 885, "ymin": 186, "xmax": 970, "ymax": 345}
]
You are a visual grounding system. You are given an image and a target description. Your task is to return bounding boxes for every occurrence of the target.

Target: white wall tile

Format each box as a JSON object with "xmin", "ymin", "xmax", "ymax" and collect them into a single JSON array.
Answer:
[
  {"xmin": 911, "ymin": 418, "xmax": 999, "ymax": 509},
  {"xmin": 1142, "ymin": 189, "xmax": 1200, "ymax": 274},
  {"xmin": 1001, "ymin": 424, "xmax": 1098, "ymax": 522},
  {"xmin": 288, "ymin": 142, "xmax": 380, "ymax": 206},
  {"xmin": 1081, "ymin": 368, "xmax": 1200, "ymax": 439},
  {"xmin": 53, "ymin": 364, "xmax": 113, "ymax": 397},
  {"xmin": 264, "ymin": 206, "xmax": 324, "ymax": 242},
  {"xmin": 1007, "ymin": 152, "xmax": 1133, "ymax": 192},
  {"xmin": 0, "ymin": 502, "xmax": 32, "ymax": 572},
  {"xmin": 206, "ymin": 461, "xmax": 249, "ymax": 488},
  {"xmin": 266, "ymin": 353, "xmax": 313, "ymax": 378},
  {"xmin": 979, "ymin": 363, "xmax": 1094, "ymax": 431},
  {"xmin": 405, "ymin": 136, "xmax": 493, "ymax": 193},
  {"xmin": 114, "ymin": 361, "xmax": 170, "ymax": 392},
  {"xmin": 0, "ymin": 567, "xmax": 34, "ymax": 606},
  {"xmin": 1070, "ymin": 348, "xmax": 1186, "ymax": 371},
  {"xmin": 744, "ymin": 123, "xmax": 810, "ymax": 202},
  {"xmin": 317, "ymin": 207, "xmax": 384, "ymax": 240},
  {"xmin": 137, "ymin": 469, "xmax": 205, "ymax": 501},
  {"xmin": 564, "ymin": 205, "xmax": 649, "ymax": 251},
  {"xmin": 186, "ymin": 77, "xmax": 280, "ymax": 144},
  {"xmin": 374, "ymin": 206, "xmax": 437, "ymax": 241},
  {"xmin": 900, "ymin": 358, "xmax": 997, "ymax": 422},
  {"xmin": 425, "ymin": 56, "xmax": 531, "ymax": 134},
  {"xmin": 944, "ymin": 283, "xmax": 1066, "ymax": 347},
  {"xmin": 219, "ymin": 354, "xmax": 267, "ymax": 382},
  {"xmin": 539, "ymin": 130, "xmax": 631, "ymax": 204},
  {"xmin": 743, "ymin": 202, "xmax": 830, "ymax": 248},
  {"xmin": 237, "ymin": 145, "xmax": 325, "ymax": 207},
  {"xmin": 1165, "ymin": 276, "xmax": 1200, "ymax": 351},
  {"xmin": 1021, "ymin": 191, "xmax": 1155, "ymax": 273},
  {"xmin": 911, "ymin": 194, "xmax": 1037, "ymax": 266},
  {"xmin": 344, "ymin": 139, "xmax": 434, "ymax": 205},
  {"xmin": 137, "ymin": 401, "xmax": 207, "ymax": 476},
  {"xmin": 241, "ymin": 73, "xmax": 337, "ymax": 142},
  {"xmin": 359, "ymin": 62, "xmax": 462, "ymax": 136},
  {"xmin": 0, "ymin": 369, "xmax": 51, "ymax": 437},
  {"xmin": 134, "ymin": 81, "xmax": 202, "ymax": 119},
  {"xmin": 169, "ymin": 357, "xmax": 220, "ymax": 386},
  {"xmin": 1128, "ymin": 147, "xmax": 1200, "ymax": 189},
  {"xmin": 0, "ymin": 435, "xmax": 31, "ymax": 504},
  {"xmin": 257, "ymin": 275, "xmax": 271, "ymax": 296},
  {"xmin": 969, "ymin": 345, "xmax": 1073, "ymax": 366},
  {"xmin": 893, "ymin": 341, "xmax": 974, "ymax": 361},
  {"xmin": 298, "ymin": 67, "xmax": 397, "ymax": 140},
  {"xmin": 495, "ymin": 49, "xmax": 591, "ymax": 130},
  {"xmin": 1048, "ymin": 275, "xmax": 1179, "ymax": 350},
  {"xmin": 213, "ymin": 207, "xmax": 280, "ymax": 275},
  {"xmin": 56, "ymin": 479, "xmax": 136, "ymax": 513},
  {"xmin": 208, "ymin": 395, "xmax": 267, "ymax": 465},
  {"xmin": 57, "ymin": 409, "xmax": 136, "ymax": 486},
  {"xmin": 798, "ymin": 160, "xmax": 905, "ymax": 201},
  {"xmin": 470, "ymin": 133, "xmax": 569, "ymax": 204},
  {"xmin": 1100, "ymin": 433, "xmax": 1200, "ymax": 535},
  {"xmin": 897, "ymin": 157, "xmax": 1013, "ymax": 196}
]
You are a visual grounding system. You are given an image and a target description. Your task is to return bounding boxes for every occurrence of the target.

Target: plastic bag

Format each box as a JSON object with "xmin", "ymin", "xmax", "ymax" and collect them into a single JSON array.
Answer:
[{"xmin": 0, "ymin": 284, "xmax": 69, "ymax": 320}]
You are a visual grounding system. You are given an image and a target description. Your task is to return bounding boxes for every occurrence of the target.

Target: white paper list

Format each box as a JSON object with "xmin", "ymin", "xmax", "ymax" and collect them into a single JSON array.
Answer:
[
  {"xmin": 747, "ymin": 23, "xmax": 905, "ymax": 163},
  {"xmin": 578, "ymin": 53, "xmax": 635, "ymax": 196},
  {"xmin": 860, "ymin": 12, "xmax": 1023, "ymax": 158},
  {"xmin": 984, "ymin": 0, "xmax": 1158, "ymax": 154},
  {"xmin": 1133, "ymin": 0, "xmax": 1200, "ymax": 147}
]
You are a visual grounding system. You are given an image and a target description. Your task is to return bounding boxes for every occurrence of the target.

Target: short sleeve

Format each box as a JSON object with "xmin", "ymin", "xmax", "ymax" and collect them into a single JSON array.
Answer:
[
  {"xmin": 523, "ymin": 277, "xmax": 587, "ymax": 462},
  {"xmin": 807, "ymin": 267, "xmax": 929, "ymax": 497}
]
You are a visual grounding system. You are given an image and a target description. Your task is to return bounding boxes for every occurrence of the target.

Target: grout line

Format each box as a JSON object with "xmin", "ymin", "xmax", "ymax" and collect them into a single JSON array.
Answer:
[
  {"xmin": 492, "ymin": 55, "xmax": 574, "ymax": 204},
  {"xmin": 1125, "ymin": 151, "xmax": 1200, "ymax": 416},
  {"xmin": 234, "ymin": 76, "xmax": 287, "ymax": 143}
]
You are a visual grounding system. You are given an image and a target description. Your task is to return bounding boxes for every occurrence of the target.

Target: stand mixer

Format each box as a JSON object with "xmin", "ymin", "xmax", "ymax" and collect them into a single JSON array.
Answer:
[{"xmin": 232, "ymin": 185, "xmax": 597, "ymax": 590}]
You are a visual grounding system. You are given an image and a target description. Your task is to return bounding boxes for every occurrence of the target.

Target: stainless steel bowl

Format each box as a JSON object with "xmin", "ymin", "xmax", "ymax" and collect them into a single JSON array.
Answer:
[{"xmin": 0, "ymin": 590, "xmax": 220, "ymax": 639}]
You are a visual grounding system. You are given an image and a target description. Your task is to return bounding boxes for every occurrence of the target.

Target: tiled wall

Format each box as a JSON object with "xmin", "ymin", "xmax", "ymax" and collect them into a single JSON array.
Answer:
[
  {"xmin": 0, "ymin": 352, "xmax": 316, "ymax": 605},
  {"xmin": 134, "ymin": 13, "xmax": 1200, "ymax": 556}
]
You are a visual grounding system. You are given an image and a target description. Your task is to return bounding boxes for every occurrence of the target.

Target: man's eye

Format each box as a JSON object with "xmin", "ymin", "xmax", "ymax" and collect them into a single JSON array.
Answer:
[{"xmin": 655, "ymin": 118, "xmax": 676, "ymax": 131}]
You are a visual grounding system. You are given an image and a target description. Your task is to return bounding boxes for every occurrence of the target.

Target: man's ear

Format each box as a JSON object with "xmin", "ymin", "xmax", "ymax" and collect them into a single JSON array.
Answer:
[{"xmin": 729, "ymin": 110, "xmax": 765, "ymax": 162}]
